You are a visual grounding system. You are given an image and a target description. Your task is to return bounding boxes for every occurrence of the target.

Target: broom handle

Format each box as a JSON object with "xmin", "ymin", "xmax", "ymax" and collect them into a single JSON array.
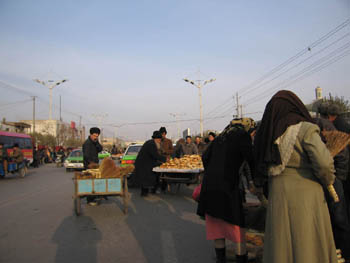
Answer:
[{"xmin": 327, "ymin": 185, "xmax": 339, "ymax": 202}]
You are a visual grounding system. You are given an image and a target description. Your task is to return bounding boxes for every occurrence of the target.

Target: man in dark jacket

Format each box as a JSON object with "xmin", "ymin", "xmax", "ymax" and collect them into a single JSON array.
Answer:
[
  {"xmin": 194, "ymin": 136, "xmax": 207, "ymax": 155},
  {"xmin": 83, "ymin": 127, "xmax": 103, "ymax": 169},
  {"xmin": 134, "ymin": 131, "xmax": 167, "ymax": 196},
  {"xmin": 182, "ymin": 136, "xmax": 198, "ymax": 155},
  {"xmin": 83, "ymin": 127, "xmax": 103, "ymax": 205}
]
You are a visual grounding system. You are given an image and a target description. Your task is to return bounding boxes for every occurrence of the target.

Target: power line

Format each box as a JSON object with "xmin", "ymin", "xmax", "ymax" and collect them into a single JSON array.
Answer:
[
  {"xmin": 0, "ymin": 99, "xmax": 32, "ymax": 109},
  {"xmin": 243, "ymin": 44, "xmax": 350, "ymax": 105},
  {"xmin": 237, "ymin": 18, "xmax": 350, "ymax": 96},
  {"xmin": 240, "ymin": 31, "xmax": 350, "ymax": 97}
]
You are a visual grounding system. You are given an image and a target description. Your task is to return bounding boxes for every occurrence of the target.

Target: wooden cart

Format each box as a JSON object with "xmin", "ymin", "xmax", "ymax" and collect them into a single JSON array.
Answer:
[
  {"xmin": 73, "ymin": 172, "xmax": 129, "ymax": 216},
  {"xmin": 152, "ymin": 167, "xmax": 204, "ymax": 193}
]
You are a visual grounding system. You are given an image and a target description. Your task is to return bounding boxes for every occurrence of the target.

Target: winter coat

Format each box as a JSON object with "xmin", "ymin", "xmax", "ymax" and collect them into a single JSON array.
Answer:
[
  {"xmin": 134, "ymin": 139, "xmax": 167, "ymax": 187},
  {"xmin": 82, "ymin": 137, "xmax": 103, "ymax": 169},
  {"xmin": 182, "ymin": 143, "xmax": 198, "ymax": 155},
  {"xmin": 195, "ymin": 142, "xmax": 207, "ymax": 155},
  {"xmin": 197, "ymin": 128, "xmax": 254, "ymax": 227},
  {"xmin": 263, "ymin": 122, "xmax": 337, "ymax": 263},
  {"xmin": 160, "ymin": 138, "xmax": 174, "ymax": 158}
]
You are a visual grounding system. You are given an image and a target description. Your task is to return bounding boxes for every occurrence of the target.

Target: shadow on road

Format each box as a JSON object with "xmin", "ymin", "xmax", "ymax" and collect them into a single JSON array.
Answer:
[
  {"xmin": 52, "ymin": 215, "xmax": 101, "ymax": 263},
  {"xmin": 126, "ymin": 187, "xmax": 211, "ymax": 263}
]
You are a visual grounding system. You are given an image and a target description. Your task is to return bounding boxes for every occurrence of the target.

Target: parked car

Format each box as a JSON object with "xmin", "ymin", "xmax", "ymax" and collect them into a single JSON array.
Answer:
[
  {"xmin": 120, "ymin": 144, "xmax": 142, "ymax": 167},
  {"xmin": 64, "ymin": 149, "xmax": 111, "ymax": 172}
]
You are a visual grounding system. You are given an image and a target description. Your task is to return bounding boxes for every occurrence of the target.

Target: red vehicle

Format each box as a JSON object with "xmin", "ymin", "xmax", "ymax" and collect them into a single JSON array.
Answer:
[{"xmin": 0, "ymin": 131, "xmax": 33, "ymax": 165}]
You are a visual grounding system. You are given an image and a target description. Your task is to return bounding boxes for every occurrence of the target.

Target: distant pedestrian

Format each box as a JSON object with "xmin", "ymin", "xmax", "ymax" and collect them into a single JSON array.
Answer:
[
  {"xmin": 159, "ymin": 127, "xmax": 174, "ymax": 158},
  {"xmin": 173, "ymin": 138, "xmax": 185, "ymax": 158},
  {"xmin": 194, "ymin": 136, "xmax": 207, "ymax": 155},
  {"xmin": 182, "ymin": 136, "xmax": 198, "ymax": 155},
  {"xmin": 208, "ymin": 132, "xmax": 216, "ymax": 142}
]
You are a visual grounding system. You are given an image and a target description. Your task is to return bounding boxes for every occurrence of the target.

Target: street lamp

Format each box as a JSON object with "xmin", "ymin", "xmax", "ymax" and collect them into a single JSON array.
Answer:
[
  {"xmin": 183, "ymin": 77, "xmax": 216, "ymax": 136},
  {"xmin": 33, "ymin": 78, "xmax": 68, "ymax": 120}
]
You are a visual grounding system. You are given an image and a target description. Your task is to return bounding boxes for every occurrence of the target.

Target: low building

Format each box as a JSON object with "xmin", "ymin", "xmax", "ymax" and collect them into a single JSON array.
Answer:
[{"xmin": 0, "ymin": 119, "xmax": 31, "ymax": 134}]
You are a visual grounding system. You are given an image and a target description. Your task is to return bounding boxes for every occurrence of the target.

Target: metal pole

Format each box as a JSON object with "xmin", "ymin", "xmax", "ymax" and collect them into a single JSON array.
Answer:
[
  {"xmin": 236, "ymin": 92, "xmax": 239, "ymax": 118},
  {"xmin": 59, "ymin": 95, "xmax": 62, "ymax": 121},
  {"xmin": 198, "ymin": 84, "xmax": 204, "ymax": 137},
  {"xmin": 49, "ymin": 86, "xmax": 53, "ymax": 120},
  {"xmin": 32, "ymin": 96, "xmax": 36, "ymax": 134}
]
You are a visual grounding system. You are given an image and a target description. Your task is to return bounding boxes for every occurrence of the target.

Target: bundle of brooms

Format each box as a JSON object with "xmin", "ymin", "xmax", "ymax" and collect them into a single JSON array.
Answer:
[
  {"xmin": 322, "ymin": 130, "xmax": 350, "ymax": 205},
  {"xmin": 322, "ymin": 130, "xmax": 350, "ymax": 158},
  {"xmin": 76, "ymin": 158, "xmax": 134, "ymax": 179}
]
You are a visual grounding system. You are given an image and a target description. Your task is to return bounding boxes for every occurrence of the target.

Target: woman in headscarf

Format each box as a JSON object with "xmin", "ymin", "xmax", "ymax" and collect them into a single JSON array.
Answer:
[
  {"xmin": 254, "ymin": 90, "xmax": 338, "ymax": 263},
  {"xmin": 197, "ymin": 118, "xmax": 256, "ymax": 263}
]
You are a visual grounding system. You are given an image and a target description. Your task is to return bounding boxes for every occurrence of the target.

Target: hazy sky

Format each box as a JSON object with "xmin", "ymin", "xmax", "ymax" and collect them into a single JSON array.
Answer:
[{"xmin": 0, "ymin": 0, "xmax": 349, "ymax": 141}]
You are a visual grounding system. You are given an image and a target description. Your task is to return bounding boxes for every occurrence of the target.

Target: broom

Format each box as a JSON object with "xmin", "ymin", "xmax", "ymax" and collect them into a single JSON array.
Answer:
[
  {"xmin": 322, "ymin": 130, "xmax": 350, "ymax": 158},
  {"xmin": 322, "ymin": 130, "xmax": 350, "ymax": 203}
]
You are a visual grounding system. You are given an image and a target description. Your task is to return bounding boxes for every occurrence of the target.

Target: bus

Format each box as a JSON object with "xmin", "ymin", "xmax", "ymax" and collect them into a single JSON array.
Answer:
[{"xmin": 0, "ymin": 131, "xmax": 33, "ymax": 164}]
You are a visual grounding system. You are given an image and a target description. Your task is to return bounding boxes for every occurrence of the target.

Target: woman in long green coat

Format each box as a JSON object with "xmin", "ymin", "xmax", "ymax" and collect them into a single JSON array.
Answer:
[{"xmin": 254, "ymin": 90, "xmax": 338, "ymax": 263}]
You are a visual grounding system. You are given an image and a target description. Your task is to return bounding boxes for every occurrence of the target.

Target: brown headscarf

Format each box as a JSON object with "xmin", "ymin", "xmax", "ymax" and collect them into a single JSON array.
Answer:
[{"xmin": 254, "ymin": 90, "xmax": 314, "ymax": 177}]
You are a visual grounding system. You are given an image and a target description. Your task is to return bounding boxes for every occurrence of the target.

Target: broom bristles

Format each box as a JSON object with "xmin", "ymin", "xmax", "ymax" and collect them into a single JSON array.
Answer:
[{"xmin": 322, "ymin": 130, "xmax": 350, "ymax": 157}]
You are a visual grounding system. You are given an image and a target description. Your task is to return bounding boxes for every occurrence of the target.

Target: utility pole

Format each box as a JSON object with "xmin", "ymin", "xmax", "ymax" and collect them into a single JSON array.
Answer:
[
  {"xmin": 31, "ymin": 96, "xmax": 36, "ymax": 135},
  {"xmin": 33, "ymin": 78, "xmax": 68, "ymax": 120},
  {"xmin": 183, "ymin": 77, "xmax": 216, "ymax": 137},
  {"xmin": 59, "ymin": 95, "xmax": 62, "ymax": 121},
  {"xmin": 236, "ymin": 92, "xmax": 240, "ymax": 118},
  {"xmin": 170, "ymin": 113, "xmax": 186, "ymax": 140}
]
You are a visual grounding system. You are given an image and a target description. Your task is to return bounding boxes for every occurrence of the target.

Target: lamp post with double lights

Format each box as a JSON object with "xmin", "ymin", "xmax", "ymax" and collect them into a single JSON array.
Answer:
[
  {"xmin": 33, "ymin": 78, "xmax": 68, "ymax": 120},
  {"xmin": 183, "ymin": 77, "xmax": 215, "ymax": 137}
]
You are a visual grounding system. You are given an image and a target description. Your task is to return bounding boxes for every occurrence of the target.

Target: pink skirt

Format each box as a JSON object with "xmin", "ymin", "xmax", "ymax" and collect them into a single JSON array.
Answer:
[{"xmin": 205, "ymin": 214, "xmax": 246, "ymax": 243}]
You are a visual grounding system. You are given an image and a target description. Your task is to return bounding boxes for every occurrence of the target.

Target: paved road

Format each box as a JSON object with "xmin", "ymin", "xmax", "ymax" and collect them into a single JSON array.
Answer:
[{"xmin": 0, "ymin": 164, "xmax": 214, "ymax": 263}]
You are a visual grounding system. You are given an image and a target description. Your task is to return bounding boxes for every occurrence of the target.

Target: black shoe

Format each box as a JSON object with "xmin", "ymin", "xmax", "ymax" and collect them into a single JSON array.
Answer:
[
  {"xmin": 215, "ymin": 248, "xmax": 226, "ymax": 263},
  {"xmin": 141, "ymin": 188, "xmax": 149, "ymax": 196},
  {"xmin": 236, "ymin": 253, "xmax": 248, "ymax": 263}
]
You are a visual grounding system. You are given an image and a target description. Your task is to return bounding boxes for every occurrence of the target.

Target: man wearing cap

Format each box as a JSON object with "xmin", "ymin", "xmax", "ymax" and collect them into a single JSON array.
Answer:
[
  {"xmin": 83, "ymin": 127, "xmax": 103, "ymax": 205},
  {"xmin": 134, "ymin": 131, "xmax": 167, "ymax": 196},
  {"xmin": 159, "ymin": 127, "xmax": 174, "ymax": 158}
]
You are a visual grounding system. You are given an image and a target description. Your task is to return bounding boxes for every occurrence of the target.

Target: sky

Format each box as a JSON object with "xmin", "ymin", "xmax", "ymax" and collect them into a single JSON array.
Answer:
[{"xmin": 0, "ymin": 0, "xmax": 349, "ymax": 141}]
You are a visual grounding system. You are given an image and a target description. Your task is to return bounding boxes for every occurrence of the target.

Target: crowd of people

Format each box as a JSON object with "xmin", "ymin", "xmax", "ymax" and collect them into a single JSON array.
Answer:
[
  {"xmin": 196, "ymin": 90, "xmax": 350, "ymax": 263},
  {"xmin": 3, "ymin": 88, "xmax": 348, "ymax": 263}
]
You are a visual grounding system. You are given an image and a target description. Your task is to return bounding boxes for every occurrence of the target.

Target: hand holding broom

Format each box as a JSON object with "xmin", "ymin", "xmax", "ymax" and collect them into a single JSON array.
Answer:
[{"xmin": 322, "ymin": 130, "xmax": 350, "ymax": 203}]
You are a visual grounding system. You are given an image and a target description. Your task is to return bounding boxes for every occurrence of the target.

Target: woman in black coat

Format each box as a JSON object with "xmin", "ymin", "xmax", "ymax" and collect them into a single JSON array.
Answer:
[
  {"xmin": 197, "ymin": 118, "xmax": 256, "ymax": 263},
  {"xmin": 134, "ymin": 131, "xmax": 167, "ymax": 196}
]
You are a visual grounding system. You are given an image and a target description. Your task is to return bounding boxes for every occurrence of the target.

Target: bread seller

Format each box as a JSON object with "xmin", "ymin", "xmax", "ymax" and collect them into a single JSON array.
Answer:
[
  {"xmin": 159, "ymin": 127, "xmax": 174, "ymax": 158},
  {"xmin": 134, "ymin": 131, "xmax": 167, "ymax": 197},
  {"xmin": 83, "ymin": 127, "xmax": 103, "ymax": 205}
]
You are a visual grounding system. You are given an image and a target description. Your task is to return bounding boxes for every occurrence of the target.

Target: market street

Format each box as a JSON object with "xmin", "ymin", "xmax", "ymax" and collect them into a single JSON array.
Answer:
[{"xmin": 0, "ymin": 164, "xmax": 213, "ymax": 263}]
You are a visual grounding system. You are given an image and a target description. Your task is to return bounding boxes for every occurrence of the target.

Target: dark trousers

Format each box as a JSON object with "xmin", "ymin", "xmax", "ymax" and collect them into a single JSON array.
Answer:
[{"xmin": 325, "ymin": 178, "xmax": 350, "ymax": 259}]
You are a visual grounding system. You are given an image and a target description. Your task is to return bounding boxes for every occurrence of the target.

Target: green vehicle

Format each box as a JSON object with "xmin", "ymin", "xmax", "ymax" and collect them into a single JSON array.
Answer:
[
  {"xmin": 64, "ymin": 148, "xmax": 111, "ymax": 172},
  {"xmin": 120, "ymin": 144, "xmax": 142, "ymax": 167}
]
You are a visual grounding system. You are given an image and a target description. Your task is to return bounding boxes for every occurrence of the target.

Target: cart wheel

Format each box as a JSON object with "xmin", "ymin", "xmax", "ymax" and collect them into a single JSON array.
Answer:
[
  {"xmin": 74, "ymin": 197, "xmax": 81, "ymax": 216},
  {"xmin": 19, "ymin": 168, "xmax": 26, "ymax": 178},
  {"xmin": 123, "ymin": 177, "xmax": 129, "ymax": 214}
]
